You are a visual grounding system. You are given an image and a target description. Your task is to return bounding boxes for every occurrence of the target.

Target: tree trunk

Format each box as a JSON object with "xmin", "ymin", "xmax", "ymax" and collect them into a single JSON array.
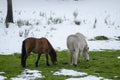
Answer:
[{"xmin": 5, "ymin": 0, "xmax": 13, "ymax": 26}]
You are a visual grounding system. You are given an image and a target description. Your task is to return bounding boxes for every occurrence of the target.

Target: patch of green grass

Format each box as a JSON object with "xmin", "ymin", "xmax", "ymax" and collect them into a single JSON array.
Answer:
[
  {"xmin": 94, "ymin": 36, "xmax": 109, "ymax": 40},
  {"xmin": 0, "ymin": 50, "xmax": 120, "ymax": 80},
  {"xmin": 116, "ymin": 36, "xmax": 120, "ymax": 41}
]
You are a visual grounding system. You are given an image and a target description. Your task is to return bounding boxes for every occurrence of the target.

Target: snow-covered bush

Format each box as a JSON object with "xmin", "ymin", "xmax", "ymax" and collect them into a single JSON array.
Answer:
[
  {"xmin": 39, "ymin": 12, "xmax": 46, "ymax": 17},
  {"xmin": 93, "ymin": 18, "xmax": 97, "ymax": 28},
  {"xmin": 16, "ymin": 19, "xmax": 32, "ymax": 27},
  {"xmin": 74, "ymin": 19, "xmax": 81, "ymax": 25},
  {"xmin": 116, "ymin": 36, "xmax": 120, "ymax": 41},
  {"xmin": 47, "ymin": 17, "xmax": 63, "ymax": 25},
  {"xmin": 73, "ymin": 11, "xmax": 78, "ymax": 19}
]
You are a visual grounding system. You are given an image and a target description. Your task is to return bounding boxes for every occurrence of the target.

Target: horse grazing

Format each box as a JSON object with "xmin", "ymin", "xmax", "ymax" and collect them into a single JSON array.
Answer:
[
  {"xmin": 21, "ymin": 37, "xmax": 57, "ymax": 68},
  {"xmin": 67, "ymin": 32, "xmax": 89, "ymax": 66}
]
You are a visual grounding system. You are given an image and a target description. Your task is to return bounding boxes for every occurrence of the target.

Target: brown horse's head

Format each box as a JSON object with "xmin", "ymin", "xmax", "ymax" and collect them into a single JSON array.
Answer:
[{"xmin": 50, "ymin": 48, "xmax": 57, "ymax": 65}]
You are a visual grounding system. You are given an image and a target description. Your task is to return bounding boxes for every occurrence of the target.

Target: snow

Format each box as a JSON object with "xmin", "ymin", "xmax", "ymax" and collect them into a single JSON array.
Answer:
[
  {"xmin": 117, "ymin": 56, "xmax": 120, "ymax": 59},
  {"xmin": 0, "ymin": 76, "xmax": 6, "ymax": 80},
  {"xmin": 0, "ymin": 72, "xmax": 5, "ymax": 74},
  {"xmin": 53, "ymin": 69, "xmax": 110, "ymax": 80},
  {"xmin": 0, "ymin": 69, "xmax": 111, "ymax": 80},
  {"xmin": 88, "ymin": 40, "xmax": 120, "ymax": 51},
  {"xmin": 0, "ymin": 72, "xmax": 6, "ymax": 80},
  {"xmin": 53, "ymin": 68, "xmax": 87, "ymax": 76},
  {"xmin": 11, "ymin": 69, "xmax": 44, "ymax": 80},
  {"xmin": 66, "ymin": 75, "xmax": 110, "ymax": 80}
]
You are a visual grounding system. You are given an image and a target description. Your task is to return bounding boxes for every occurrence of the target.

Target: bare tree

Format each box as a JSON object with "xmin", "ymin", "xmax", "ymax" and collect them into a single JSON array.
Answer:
[{"xmin": 5, "ymin": 0, "xmax": 13, "ymax": 27}]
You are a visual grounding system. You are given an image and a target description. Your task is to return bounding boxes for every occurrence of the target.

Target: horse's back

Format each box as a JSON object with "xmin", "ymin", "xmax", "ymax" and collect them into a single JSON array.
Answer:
[
  {"xmin": 23, "ymin": 37, "xmax": 53, "ymax": 53},
  {"xmin": 75, "ymin": 33, "xmax": 88, "ymax": 48},
  {"xmin": 76, "ymin": 33, "xmax": 85, "ymax": 40},
  {"xmin": 36, "ymin": 37, "xmax": 53, "ymax": 53},
  {"xmin": 67, "ymin": 35, "xmax": 79, "ymax": 51},
  {"xmin": 23, "ymin": 37, "xmax": 36, "ymax": 52},
  {"xmin": 39, "ymin": 37, "xmax": 52, "ymax": 51}
]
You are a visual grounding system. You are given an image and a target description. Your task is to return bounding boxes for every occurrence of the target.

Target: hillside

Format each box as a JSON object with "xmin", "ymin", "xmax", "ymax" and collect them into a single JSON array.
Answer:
[{"xmin": 0, "ymin": 0, "xmax": 120, "ymax": 54}]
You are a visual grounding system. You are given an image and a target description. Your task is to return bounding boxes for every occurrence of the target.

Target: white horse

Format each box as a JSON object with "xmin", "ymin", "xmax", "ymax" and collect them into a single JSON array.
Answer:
[{"xmin": 67, "ymin": 32, "xmax": 89, "ymax": 66}]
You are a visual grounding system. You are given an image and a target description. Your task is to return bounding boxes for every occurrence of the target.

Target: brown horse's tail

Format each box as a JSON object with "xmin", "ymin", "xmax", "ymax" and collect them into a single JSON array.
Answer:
[{"xmin": 21, "ymin": 40, "xmax": 26, "ymax": 67}]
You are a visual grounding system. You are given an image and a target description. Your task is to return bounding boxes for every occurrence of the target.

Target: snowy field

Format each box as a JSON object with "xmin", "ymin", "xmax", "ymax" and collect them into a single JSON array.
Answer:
[
  {"xmin": 0, "ymin": 0, "xmax": 120, "ymax": 54},
  {"xmin": 0, "ymin": 0, "xmax": 120, "ymax": 80}
]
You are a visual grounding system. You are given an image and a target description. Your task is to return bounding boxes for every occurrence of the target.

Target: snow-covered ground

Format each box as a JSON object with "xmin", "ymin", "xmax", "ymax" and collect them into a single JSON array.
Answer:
[
  {"xmin": 0, "ymin": 69, "xmax": 111, "ymax": 80},
  {"xmin": 53, "ymin": 69, "xmax": 110, "ymax": 80},
  {"xmin": 11, "ymin": 69, "xmax": 44, "ymax": 80},
  {"xmin": 0, "ymin": 0, "xmax": 120, "ymax": 54},
  {"xmin": 53, "ymin": 68, "xmax": 87, "ymax": 76},
  {"xmin": 66, "ymin": 76, "xmax": 110, "ymax": 80},
  {"xmin": 0, "ymin": 72, "xmax": 6, "ymax": 80}
]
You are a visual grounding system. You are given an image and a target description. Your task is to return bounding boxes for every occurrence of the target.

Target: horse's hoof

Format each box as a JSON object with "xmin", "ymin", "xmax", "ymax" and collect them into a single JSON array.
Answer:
[
  {"xmin": 54, "ymin": 64, "xmax": 57, "ymax": 65},
  {"xmin": 35, "ymin": 63, "xmax": 39, "ymax": 67},
  {"xmin": 47, "ymin": 64, "xmax": 50, "ymax": 66},
  {"xmin": 53, "ymin": 62, "xmax": 57, "ymax": 65},
  {"xmin": 62, "ymin": 62, "xmax": 68, "ymax": 65},
  {"xmin": 73, "ymin": 64, "xmax": 77, "ymax": 67},
  {"xmin": 22, "ymin": 64, "xmax": 26, "ymax": 68},
  {"xmin": 22, "ymin": 66, "xmax": 26, "ymax": 68}
]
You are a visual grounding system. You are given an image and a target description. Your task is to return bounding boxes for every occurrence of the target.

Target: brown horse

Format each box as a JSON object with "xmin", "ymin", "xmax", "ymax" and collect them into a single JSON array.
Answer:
[{"xmin": 21, "ymin": 37, "xmax": 57, "ymax": 67}]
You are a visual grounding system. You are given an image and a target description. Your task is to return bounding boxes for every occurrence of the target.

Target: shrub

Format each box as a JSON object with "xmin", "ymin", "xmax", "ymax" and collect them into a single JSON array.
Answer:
[
  {"xmin": 16, "ymin": 19, "xmax": 31, "ymax": 27},
  {"xmin": 94, "ymin": 36, "xmax": 109, "ymax": 40},
  {"xmin": 47, "ymin": 17, "xmax": 63, "ymax": 25},
  {"xmin": 116, "ymin": 36, "xmax": 120, "ymax": 41},
  {"xmin": 16, "ymin": 20, "xmax": 24, "ymax": 27},
  {"xmin": 39, "ymin": 12, "xmax": 46, "ymax": 17},
  {"xmin": 118, "ymin": 36, "xmax": 120, "ymax": 39},
  {"xmin": 74, "ymin": 20, "xmax": 81, "ymax": 25},
  {"xmin": 93, "ymin": 18, "xmax": 97, "ymax": 28},
  {"xmin": 73, "ymin": 11, "xmax": 78, "ymax": 19},
  {"xmin": 19, "ymin": 31, "xmax": 23, "ymax": 37}
]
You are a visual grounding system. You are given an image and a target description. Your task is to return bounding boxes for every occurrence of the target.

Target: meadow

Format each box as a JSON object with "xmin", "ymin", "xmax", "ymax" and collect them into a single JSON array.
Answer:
[{"xmin": 0, "ymin": 50, "xmax": 120, "ymax": 80}]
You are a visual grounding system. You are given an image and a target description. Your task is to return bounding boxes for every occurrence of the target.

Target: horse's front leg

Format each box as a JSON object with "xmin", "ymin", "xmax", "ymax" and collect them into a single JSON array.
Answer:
[
  {"xmin": 35, "ymin": 54, "xmax": 41, "ymax": 67},
  {"xmin": 74, "ymin": 50, "xmax": 79, "ymax": 66},
  {"xmin": 46, "ymin": 54, "xmax": 50, "ymax": 66},
  {"xmin": 77, "ymin": 52, "xmax": 80, "ymax": 63},
  {"xmin": 74, "ymin": 52, "xmax": 78, "ymax": 66}
]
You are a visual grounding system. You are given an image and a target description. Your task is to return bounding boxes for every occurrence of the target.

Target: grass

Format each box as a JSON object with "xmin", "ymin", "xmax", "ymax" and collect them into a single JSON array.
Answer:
[
  {"xmin": 94, "ymin": 36, "xmax": 109, "ymax": 40},
  {"xmin": 89, "ymin": 36, "xmax": 109, "ymax": 41},
  {"xmin": 0, "ymin": 50, "xmax": 120, "ymax": 80},
  {"xmin": 116, "ymin": 36, "xmax": 120, "ymax": 41}
]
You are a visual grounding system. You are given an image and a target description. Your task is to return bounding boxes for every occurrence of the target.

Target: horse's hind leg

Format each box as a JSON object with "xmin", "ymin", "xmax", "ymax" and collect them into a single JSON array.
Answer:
[
  {"xmin": 22, "ymin": 54, "xmax": 28, "ymax": 68},
  {"xmin": 46, "ymin": 54, "xmax": 50, "ymax": 66},
  {"xmin": 21, "ymin": 57, "xmax": 26, "ymax": 67},
  {"xmin": 77, "ymin": 52, "xmax": 80, "ymax": 63},
  {"xmin": 70, "ymin": 53, "xmax": 73, "ymax": 65},
  {"xmin": 69, "ymin": 50, "xmax": 74, "ymax": 65},
  {"xmin": 35, "ymin": 54, "xmax": 41, "ymax": 67}
]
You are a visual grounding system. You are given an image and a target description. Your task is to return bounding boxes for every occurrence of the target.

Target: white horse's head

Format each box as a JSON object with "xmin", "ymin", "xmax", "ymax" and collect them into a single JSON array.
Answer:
[{"xmin": 83, "ymin": 47, "xmax": 89, "ymax": 61}]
